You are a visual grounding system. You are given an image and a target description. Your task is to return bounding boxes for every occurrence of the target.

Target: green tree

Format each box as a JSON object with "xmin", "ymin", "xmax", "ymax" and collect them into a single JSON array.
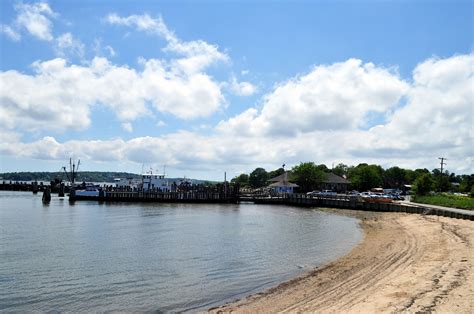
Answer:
[
  {"xmin": 384, "ymin": 166, "xmax": 407, "ymax": 188},
  {"xmin": 432, "ymin": 169, "xmax": 451, "ymax": 192},
  {"xmin": 231, "ymin": 173, "xmax": 249, "ymax": 187},
  {"xmin": 435, "ymin": 175, "xmax": 451, "ymax": 192},
  {"xmin": 267, "ymin": 167, "xmax": 285, "ymax": 180},
  {"xmin": 332, "ymin": 163, "xmax": 348, "ymax": 177},
  {"xmin": 459, "ymin": 174, "xmax": 474, "ymax": 193},
  {"xmin": 348, "ymin": 164, "xmax": 383, "ymax": 191},
  {"xmin": 316, "ymin": 164, "xmax": 329, "ymax": 172},
  {"xmin": 249, "ymin": 168, "xmax": 268, "ymax": 188},
  {"xmin": 405, "ymin": 168, "xmax": 430, "ymax": 184},
  {"xmin": 292, "ymin": 162, "xmax": 327, "ymax": 192},
  {"xmin": 413, "ymin": 173, "xmax": 434, "ymax": 195}
]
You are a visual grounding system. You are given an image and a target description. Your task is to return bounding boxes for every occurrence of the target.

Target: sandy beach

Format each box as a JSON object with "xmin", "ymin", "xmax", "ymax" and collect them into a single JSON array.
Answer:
[{"xmin": 210, "ymin": 212, "xmax": 474, "ymax": 313}]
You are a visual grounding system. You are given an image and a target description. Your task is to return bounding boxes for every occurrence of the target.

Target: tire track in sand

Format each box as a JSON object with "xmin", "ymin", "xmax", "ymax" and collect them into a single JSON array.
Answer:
[{"xmin": 210, "ymin": 213, "xmax": 474, "ymax": 313}]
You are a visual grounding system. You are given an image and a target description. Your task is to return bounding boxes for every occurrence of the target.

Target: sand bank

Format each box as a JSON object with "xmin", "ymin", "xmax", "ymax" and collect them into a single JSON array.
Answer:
[{"xmin": 210, "ymin": 212, "xmax": 474, "ymax": 313}]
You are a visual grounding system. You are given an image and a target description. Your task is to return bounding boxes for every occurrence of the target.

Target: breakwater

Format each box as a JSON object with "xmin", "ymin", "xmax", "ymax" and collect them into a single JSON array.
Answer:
[{"xmin": 247, "ymin": 194, "xmax": 474, "ymax": 221}]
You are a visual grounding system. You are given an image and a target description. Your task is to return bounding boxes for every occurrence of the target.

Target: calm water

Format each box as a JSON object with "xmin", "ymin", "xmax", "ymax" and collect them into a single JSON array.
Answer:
[{"xmin": 0, "ymin": 191, "xmax": 362, "ymax": 312}]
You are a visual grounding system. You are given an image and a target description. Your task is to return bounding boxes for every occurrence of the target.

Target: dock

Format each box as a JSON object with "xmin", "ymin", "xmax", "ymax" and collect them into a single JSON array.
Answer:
[
  {"xmin": 1, "ymin": 181, "xmax": 473, "ymax": 220},
  {"xmin": 71, "ymin": 183, "xmax": 240, "ymax": 203}
]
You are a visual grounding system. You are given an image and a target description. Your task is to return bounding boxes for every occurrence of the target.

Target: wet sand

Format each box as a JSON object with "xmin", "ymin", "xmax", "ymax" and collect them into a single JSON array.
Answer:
[{"xmin": 210, "ymin": 212, "xmax": 474, "ymax": 313}]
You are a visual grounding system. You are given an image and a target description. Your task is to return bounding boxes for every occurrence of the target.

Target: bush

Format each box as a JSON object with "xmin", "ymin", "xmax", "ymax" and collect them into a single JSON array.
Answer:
[{"xmin": 413, "ymin": 173, "xmax": 434, "ymax": 196}]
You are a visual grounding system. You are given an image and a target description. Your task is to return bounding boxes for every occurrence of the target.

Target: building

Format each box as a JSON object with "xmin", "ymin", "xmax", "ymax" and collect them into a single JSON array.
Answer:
[
  {"xmin": 268, "ymin": 171, "xmax": 351, "ymax": 193},
  {"xmin": 267, "ymin": 172, "xmax": 299, "ymax": 194},
  {"xmin": 321, "ymin": 172, "xmax": 351, "ymax": 193}
]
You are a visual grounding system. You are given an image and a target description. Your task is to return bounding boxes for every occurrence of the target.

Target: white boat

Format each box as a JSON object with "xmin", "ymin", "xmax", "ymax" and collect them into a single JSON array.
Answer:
[
  {"xmin": 115, "ymin": 177, "xmax": 141, "ymax": 189},
  {"xmin": 75, "ymin": 183, "xmax": 102, "ymax": 197},
  {"xmin": 141, "ymin": 172, "xmax": 171, "ymax": 191}
]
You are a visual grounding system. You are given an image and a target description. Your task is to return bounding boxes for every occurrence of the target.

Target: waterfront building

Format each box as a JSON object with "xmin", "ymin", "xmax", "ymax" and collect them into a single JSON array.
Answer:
[{"xmin": 268, "ymin": 171, "xmax": 350, "ymax": 193}]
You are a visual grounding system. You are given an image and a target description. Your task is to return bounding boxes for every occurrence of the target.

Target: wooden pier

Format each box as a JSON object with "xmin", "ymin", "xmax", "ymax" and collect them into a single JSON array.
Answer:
[
  {"xmin": 1, "ymin": 181, "xmax": 473, "ymax": 220},
  {"xmin": 74, "ymin": 190, "xmax": 239, "ymax": 203},
  {"xmin": 71, "ymin": 183, "xmax": 240, "ymax": 204}
]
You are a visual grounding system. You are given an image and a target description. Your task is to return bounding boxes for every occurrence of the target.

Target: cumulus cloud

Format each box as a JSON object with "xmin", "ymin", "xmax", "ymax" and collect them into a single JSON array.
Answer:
[
  {"xmin": 0, "ymin": 56, "xmax": 224, "ymax": 132},
  {"xmin": 1, "ymin": 53, "xmax": 472, "ymax": 176},
  {"xmin": 355, "ymin": 54, "xmax": 473, "ymax": 163},
  {"xmin": 0, "ymin": 10, "xmax": 234, "ymax": 133},
  {"xmin": 217, "ymin": 59, "xmax": 409, "ymax": 136}
]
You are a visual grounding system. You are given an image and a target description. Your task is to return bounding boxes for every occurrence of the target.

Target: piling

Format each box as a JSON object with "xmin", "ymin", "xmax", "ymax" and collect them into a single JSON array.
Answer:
[
  {"xmin": 58, "ymin": 183, "xmax": 65, "ymax": 197},
  {"xmin": 42, "ymin": 188, "xmax": 51, "ymax": 204}
]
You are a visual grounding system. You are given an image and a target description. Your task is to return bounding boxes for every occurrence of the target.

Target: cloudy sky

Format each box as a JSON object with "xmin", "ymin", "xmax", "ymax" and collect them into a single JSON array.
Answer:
[{"xmin": 0, "ymin": 0, "xmax": 472, "ymax": 180}]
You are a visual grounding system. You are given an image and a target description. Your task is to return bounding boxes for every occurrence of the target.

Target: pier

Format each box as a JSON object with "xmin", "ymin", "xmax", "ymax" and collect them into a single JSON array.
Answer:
[
  {"xmin": 1, "ymin": 181, "xmax": 473, "ymax": 220},
  {"xmin": 73, "ymin": 190, "xmax": 240, "ymax": 203},
  {"xmin": 71, "ymin": 182, "xmax": 240, "ymax": 203}
]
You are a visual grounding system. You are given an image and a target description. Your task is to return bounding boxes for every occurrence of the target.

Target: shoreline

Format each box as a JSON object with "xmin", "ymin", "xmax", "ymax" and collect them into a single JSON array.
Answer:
[{"xmin": 210, "ymin": 211, "xmax": 474, "ymax": 313}]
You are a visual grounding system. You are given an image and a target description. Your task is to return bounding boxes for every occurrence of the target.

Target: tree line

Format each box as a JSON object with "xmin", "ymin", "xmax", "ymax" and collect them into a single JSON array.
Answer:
[
  {"xmin": 231, "ymin": 162, "xmax": 474, "ymax": 195},
  {"xmin": 0, "ymin": 171, "xmax": 141, "ymax": 183}
]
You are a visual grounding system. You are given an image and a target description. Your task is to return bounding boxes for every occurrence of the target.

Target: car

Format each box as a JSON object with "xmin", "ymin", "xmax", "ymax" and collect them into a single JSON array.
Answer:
[{"xmin": 319, "ymin": 190, "xmax": 337, "ymax": 196}]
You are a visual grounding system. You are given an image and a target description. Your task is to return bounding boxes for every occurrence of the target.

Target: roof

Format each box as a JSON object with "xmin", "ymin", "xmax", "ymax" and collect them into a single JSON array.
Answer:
[
  {"xmin": 268, "ymin": 171, "xmax": 350, "ymax": 184},
  {"xmin": 325, "ymin": 172, "xmax": 351, "ymax": 184},
  {"xmin": 268, "ymin": 181, "xmax": 299, "ymax": 188},
  {"xmin": 268, "ymin": 171, "xmax": 296, "ymax": 182}
]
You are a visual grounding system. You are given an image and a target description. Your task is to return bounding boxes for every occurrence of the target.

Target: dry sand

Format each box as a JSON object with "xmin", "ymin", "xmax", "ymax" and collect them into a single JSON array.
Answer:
[{"xmin": 210, "ymin": 212, "xmax": 474, "ymax": 313}]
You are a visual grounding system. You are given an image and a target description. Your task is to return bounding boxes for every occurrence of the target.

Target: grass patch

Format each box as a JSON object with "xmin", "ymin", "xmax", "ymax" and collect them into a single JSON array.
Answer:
[{"xmin": 412, "ymin": 193, "xmax": 474, "ymax": 210}]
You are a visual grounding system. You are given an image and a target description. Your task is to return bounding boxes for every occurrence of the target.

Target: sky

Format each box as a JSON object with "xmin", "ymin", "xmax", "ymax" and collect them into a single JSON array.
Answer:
[{"xmin": 0, "ymin": 0, "xmax": 472, "ymax": 180}]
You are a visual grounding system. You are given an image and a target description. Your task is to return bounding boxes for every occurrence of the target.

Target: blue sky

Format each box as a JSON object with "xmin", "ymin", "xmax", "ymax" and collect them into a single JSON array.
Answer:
[{"xmin": 0, "ymin": 0, "xmax": 472, "ymax": 179}]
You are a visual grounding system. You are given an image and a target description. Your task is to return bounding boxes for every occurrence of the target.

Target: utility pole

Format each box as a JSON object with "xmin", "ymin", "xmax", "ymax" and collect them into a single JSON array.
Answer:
[{"xmin": 438, "ymin": 157, "xmax": 447, "ymax": 174}]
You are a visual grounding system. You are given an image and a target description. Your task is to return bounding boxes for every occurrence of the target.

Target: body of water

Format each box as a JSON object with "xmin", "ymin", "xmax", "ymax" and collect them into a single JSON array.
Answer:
[{"xmin": 0, "ymin": 191, "xmax": 362, "ymax": 312}]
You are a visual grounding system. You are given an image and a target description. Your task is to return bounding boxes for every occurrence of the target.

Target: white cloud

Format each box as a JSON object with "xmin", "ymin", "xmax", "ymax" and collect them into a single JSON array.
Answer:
[
  {"xmin": 93, "ymin": 38, "xmax": 116, "ymax": 58},
  {"xmin": 1, "ymin": 52, "xmax": 471, "ymax": 176},
  {"xmin": 121, "ymin": 122, "xmax": 133, "ymax": 132},
  {"xmin": 106, "ymin": 46, "xmax": 116, "ymax": 57},
  {"xmin": 0, "ymin": 24, "xmax": 21, "ymax": 41},
  {"xmin": 106, "ymin": 13, "xmax": 173, "ymax": 38},
  {"xmin": 218, "ymin": 59, "xmax": 409, "ymax": 136},
  {"xmin": 14, "ymin": 2, "xmax": 56, "ymax": 41},
  {"xmin": 354, "ymin": 54, "xmax": 473, "ymax": 164},
  {"xmin": 1, "ymin": 11, "xmax": 231, "ymax": 133},
  {"xmin": 106, "ymin": 13, "xmax": 228, "ymax": 73},
  {"xmin": 54, "ymin": 32, "xmax": 85, "ymax": 59},
  {"xmin": 0, "ymin": 56, "xmax": 225, "ymax": 132},
  {"xmin": 228, "ymin": 76, "xmax": 257, "ymax": 96}
]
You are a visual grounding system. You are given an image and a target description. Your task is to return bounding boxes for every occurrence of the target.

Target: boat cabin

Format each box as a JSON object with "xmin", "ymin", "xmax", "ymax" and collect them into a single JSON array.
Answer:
[{"xmin": 141, "ymin": 173, "xmax": 171, "ymax": 191}]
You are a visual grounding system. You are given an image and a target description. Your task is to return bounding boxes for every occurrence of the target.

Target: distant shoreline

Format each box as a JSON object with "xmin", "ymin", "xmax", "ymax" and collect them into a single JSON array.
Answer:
[{"xmin": 210, "ymin": 211, "xmax": 474, "ymax": 313}]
